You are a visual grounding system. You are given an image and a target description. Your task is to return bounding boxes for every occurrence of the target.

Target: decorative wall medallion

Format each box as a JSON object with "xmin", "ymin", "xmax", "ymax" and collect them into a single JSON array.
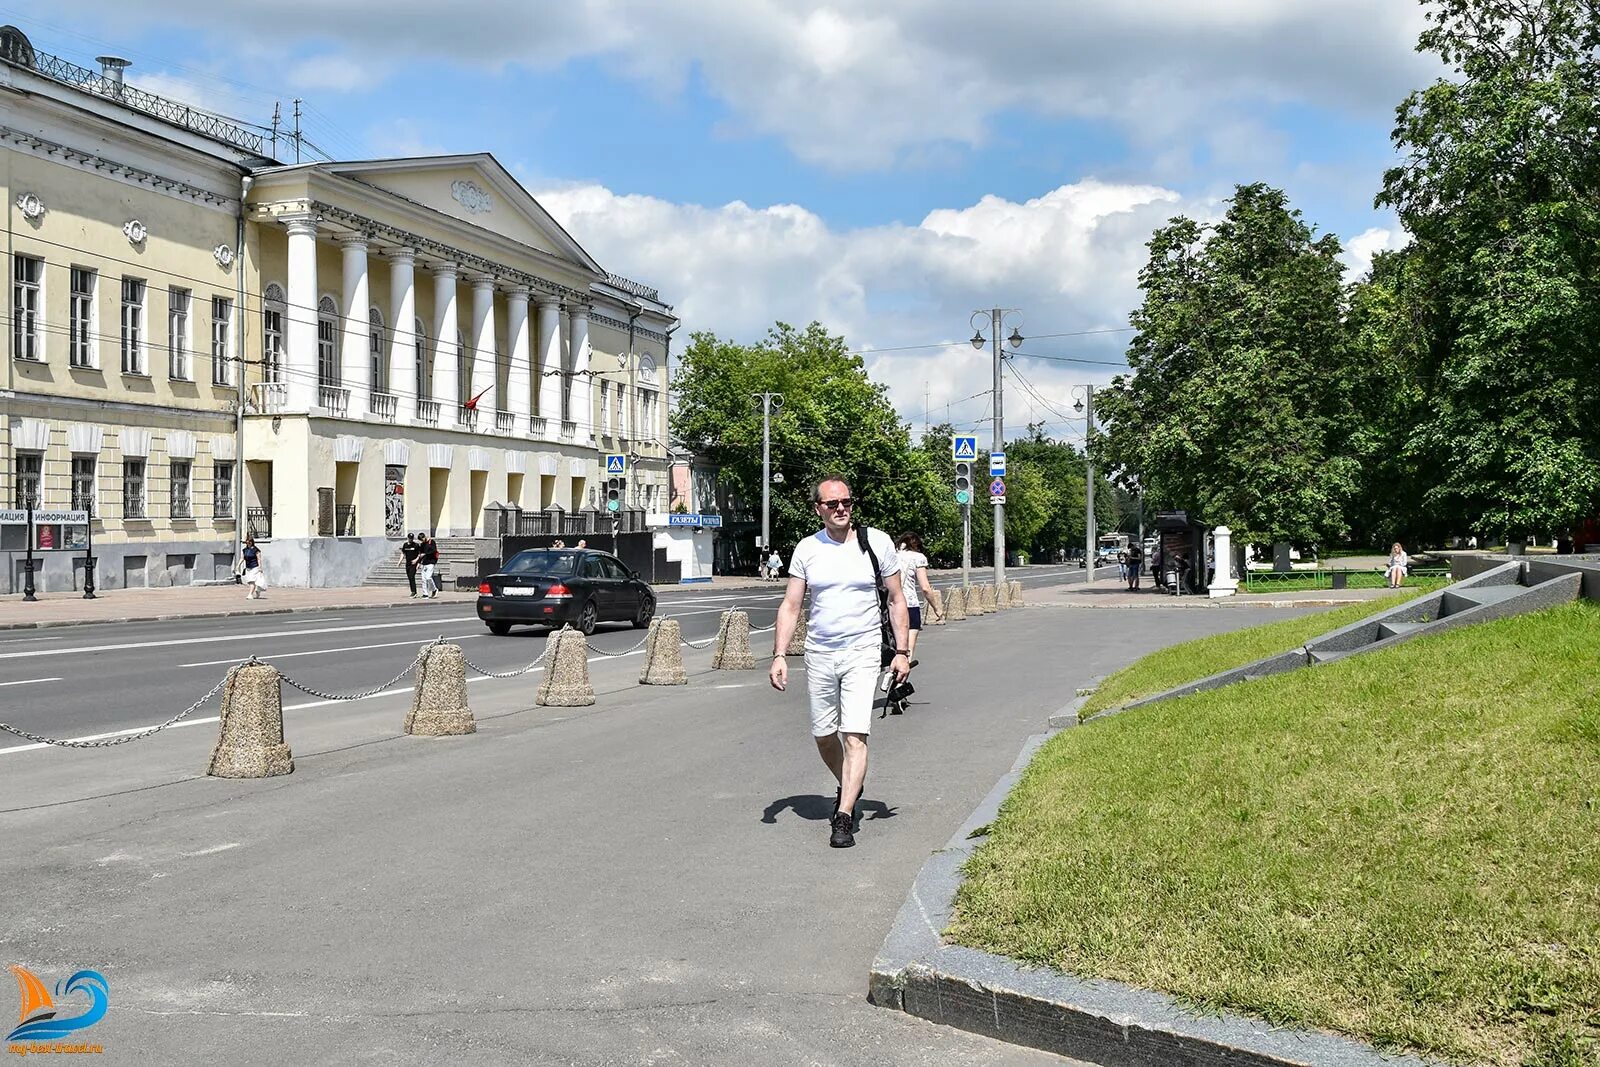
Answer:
[
  {"xmin": 16, "ymin": 192, "xmax": 45, "ymax": 220},
  {"xmin": 213, "ymin": 243, "xmax": 236, "ymax": 268},
  {"xmin": 451, "ymin": 179, "xmax": 492, "ymax": 215},
  {"xmin": 123, "ymin": 219, "xmax": 148, "ymax": 245}
]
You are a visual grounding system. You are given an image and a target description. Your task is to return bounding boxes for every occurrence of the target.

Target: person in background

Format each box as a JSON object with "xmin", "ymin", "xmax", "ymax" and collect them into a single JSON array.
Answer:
[
  {"xmin": 767, "ymin": 547, "xmax": 784, "ymax": 582},
  {"xmin": 236, "ymin": 536, "xmax": 266, "ymax": 600},
  {"xmin": 1386, "ymin": 542, "xmax": 1409, "ymax": 588},
  {"xmin": 896, "ymin": 533, "xmax": 937, "ymax": 666},
  {"xmin": 1125, "ymin": 539, "xmax": 1144, "ymax": 591},
  {"xmin": 401, "ymin": 533, "xmax": 422, "ymax": 598},
  {"xmin": 417, "ymin": 534, "xmax": 440, "ymax": 598}
]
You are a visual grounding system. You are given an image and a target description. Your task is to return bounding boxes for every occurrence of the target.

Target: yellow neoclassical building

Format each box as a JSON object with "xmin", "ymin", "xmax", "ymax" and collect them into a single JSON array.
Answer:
[{"xmin": 1, "ymin": 26, "xmax": 675, "ymax": 591}]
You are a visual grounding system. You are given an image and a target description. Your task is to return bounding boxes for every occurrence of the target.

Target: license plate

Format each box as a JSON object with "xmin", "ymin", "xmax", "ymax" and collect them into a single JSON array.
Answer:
[{"xmin": 501, "ymin": 586, "xmax": 538, "ymax": 597}]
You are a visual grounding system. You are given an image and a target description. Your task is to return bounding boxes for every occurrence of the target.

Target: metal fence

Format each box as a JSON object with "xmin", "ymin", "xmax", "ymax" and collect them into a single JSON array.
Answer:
[{"xmin": 1241, "ymin": 567, "xmax": 1450, "ymax": 592}]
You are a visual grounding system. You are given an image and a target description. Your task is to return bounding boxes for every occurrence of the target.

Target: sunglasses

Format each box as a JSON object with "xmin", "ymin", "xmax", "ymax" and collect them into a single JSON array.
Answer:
[{"xmin": 817, "ymin": 497, "xmax": 855, "ymax": 511}]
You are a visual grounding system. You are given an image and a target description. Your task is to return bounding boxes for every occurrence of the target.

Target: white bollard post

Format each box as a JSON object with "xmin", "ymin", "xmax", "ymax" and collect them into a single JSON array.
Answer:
[{"xmin": 1209, "ymin": 525, "xmax": 1239, "ymax": 598}]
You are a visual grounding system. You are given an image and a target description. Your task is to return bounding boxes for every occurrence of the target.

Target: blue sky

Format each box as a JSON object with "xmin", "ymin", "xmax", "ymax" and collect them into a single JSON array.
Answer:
[{"xmin": 14, "ymin": 1, "xmax": 1441, "ymax": 435}]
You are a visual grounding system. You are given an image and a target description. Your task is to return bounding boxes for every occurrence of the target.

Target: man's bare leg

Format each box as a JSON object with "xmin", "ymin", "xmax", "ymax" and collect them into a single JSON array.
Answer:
[
  {"xmin": 837, "ymin": 733, "xmax": 868, "ymax": 815},
  {"xmin": 814, "ymin": 733, "xmax": 843, "ymax": 783}
]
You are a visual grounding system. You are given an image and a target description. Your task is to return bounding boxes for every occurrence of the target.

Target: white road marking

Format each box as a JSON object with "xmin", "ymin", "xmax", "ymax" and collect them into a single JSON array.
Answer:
[
  {"xmin": 182, "ymin": 842, "xmax": 241, "ymax": 857},
  {"xmin": 0, "ymin": 617, "xmax": 479, "ymax": 662},
  {"xmin": 279, "ymin": 616, "xmax": 347, "ymax": 624},
  {"xmin": 178, "ymin": 634, "xmax": 484, "ymax": 668},
  {"xmin": 0, "ymin": 714, "xmax": 221, "ymax": 756},
  {"xmin": 0, "ymin": 677, "xmax": 62, "ymax": 688}
]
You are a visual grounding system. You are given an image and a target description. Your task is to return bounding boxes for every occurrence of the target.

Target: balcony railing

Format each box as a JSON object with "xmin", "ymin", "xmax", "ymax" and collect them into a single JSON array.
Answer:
[
  {"xmin": 495, "ymin": 410, "xmax": 515, "ymax": 433},
  {"xmin": 246, "ymin": 507, "xmax": 271, "ymax": 539},
  {"xmin": 530, "ymin": 416, "xmax": 548, "ymax": 438},
  {"xmin": 457, "ymin": 405, "xmax": 479, "ymax": 431},
  {"xmin": 369, "ymin": 391, "xmax": 397, "ymax": 422},
  {"xmin": 416, "ymin": 399, "xmax": 441, "ymax": 426},
  {"xmin": 251, "ymin": 381, "xmax": 287, "ymax": 413},
  {"xmin": 318, "ymin": 384, "xmax": 350, "ymax": 416},
  {"xmin": 334, "ymin": 505, "xmax": 356, "ymax": 536},
  {"xmin": 560, "ymin": 421, "xmax": 577, "ymax": 442}
]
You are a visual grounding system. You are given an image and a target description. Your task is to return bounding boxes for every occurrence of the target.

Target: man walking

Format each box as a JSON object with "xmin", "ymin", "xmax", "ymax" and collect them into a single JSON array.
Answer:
[
  {"xmin": 401, "ymin": 533, "xmax": 422, "ymax": 598},
  {"xmin": 417, "ymin": 534, "xmax": 440, "ymax": 599},
  {"xmin": 770, "ymin": 475, "xmax": 911, "ymax": 849}
]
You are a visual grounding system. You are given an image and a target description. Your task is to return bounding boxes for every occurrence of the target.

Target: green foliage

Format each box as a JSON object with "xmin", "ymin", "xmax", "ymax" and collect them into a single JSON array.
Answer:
[{"xmin": 669, "ymin": 322, "xmax": 948, "ymax": 553}]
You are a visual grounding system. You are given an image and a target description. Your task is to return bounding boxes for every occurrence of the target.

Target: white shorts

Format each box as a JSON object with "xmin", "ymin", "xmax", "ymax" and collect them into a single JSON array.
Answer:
[{"xmin": 805, "ymin": 644, "xmax": 882, "ymax": 737}]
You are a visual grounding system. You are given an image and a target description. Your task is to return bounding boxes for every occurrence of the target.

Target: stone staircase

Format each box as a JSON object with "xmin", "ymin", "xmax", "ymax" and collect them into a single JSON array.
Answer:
[{"xmin": 363, "ymin": 537, "xmax": 488, "ymax": 591}]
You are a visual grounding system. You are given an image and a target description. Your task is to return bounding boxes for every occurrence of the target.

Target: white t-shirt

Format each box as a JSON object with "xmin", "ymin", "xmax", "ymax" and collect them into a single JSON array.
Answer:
[
  {"xmin": 789, "ymin": 526, "xmax": 900, "ymax": 653},
  {"xmin": 898, "ymin": 550, "xmax": 928, "ymax": 607}
]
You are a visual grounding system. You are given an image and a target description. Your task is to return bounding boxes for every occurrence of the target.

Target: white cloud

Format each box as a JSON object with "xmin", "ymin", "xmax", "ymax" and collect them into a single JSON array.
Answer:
[
  {"xmin": 1341, "ymin": 225, "xmax": 1412, "ymax": 282},
  {"xmin": 286, "ymin": 54, "xmax": 384, "ymax": 94}
]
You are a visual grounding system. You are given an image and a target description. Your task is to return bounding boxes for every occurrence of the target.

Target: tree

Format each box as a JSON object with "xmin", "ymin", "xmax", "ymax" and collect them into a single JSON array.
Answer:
[
  {"xmin": 1374, "ymin": 0, "xmax": 1600, "ymax": 539},
  {"xmin": 1092, "ymin": 184, "xmax": 1360, "ymax": 545},
  {"xmin": 670, "ymin": 322, "xmax": 948, "ymax": 554}
]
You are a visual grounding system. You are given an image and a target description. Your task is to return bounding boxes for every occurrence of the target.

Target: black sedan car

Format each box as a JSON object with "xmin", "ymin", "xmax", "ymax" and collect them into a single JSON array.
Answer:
[{"xmin": 477, "ymin": 548, "xmax": 655, "ymax": 636}]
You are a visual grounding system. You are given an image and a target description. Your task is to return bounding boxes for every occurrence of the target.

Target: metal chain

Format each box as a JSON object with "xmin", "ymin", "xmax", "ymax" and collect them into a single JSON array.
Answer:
[
  {"xmin": 584, "ymin": 634, "xmax": 651, "ymax": 657},
  {"xmin": 273, "ymin": 641, "xmax": 436, "ymax": 701},
  {"xmin": 681, "ymin": 633, "xmax": 719, "ymax": 649},
  {"xmin": 0, "ymin": 672, "xmax": 229, "ymax": 749},
  {"xmin": 460, "ymin": 638, "xmax": 553, "ymax": 679}
]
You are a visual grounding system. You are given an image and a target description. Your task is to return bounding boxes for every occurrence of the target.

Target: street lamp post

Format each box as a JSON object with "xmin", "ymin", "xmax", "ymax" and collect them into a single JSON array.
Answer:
[
  {"xmin": 753, "ymin": 392, "xmax": 783, "ymax": 557},
  {"xmin": 971, "ymin": 310, "xmax": 1023, "ymax": 588},
  {"xmin": 1073, "ymin": 386, "xmax": 1096, "ymax": 579}
]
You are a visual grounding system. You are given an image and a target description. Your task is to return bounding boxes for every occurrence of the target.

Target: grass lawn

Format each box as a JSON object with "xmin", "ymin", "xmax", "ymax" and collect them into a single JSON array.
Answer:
[
  {"xmin": 1081, "ymin": 581, "xmax": 1448, "ymax": 716},
  {"xmin": 1240, "ymin": 571, "xmax": 1451, "ymax": 594},
  {"xmin": 948, "ymin": 601, "xmax": 1600, "ymax": 1066}
]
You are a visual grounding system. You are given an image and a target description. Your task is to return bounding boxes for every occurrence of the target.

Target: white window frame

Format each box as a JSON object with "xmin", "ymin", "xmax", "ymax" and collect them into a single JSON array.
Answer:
[
  {"xmin": 317, "ymin": 295, "xmax": 339, "ymax": 388},
  {"xmin": 414, "ymin": 318, "xmax": 429, "ymax": 401},
  {"xmin": 599, "ymin": 380, "xmax": 610, "ymax": 435},
  {"xmin": 170, "ymin": 459, "xmax": 192, "ymax": 519},
  {"xmin": 211, "ymin": 295, "xmax": 233, "ymax": 386},
  {"xmin": 369, "ymin": 307, "xmax": 387, "ymax": 394},
  {"xmin": 14, "ymin": 451, "xmax": 42, "ymax": 509},
  {"xmin": 168, "ymin": 286, "xmax": 191, "ymax": 380},
  {"xmin": 71, "ymin": 455, "xmax": 97, "ymax": 514},
  {"xmin": 122, "ymin": 457, "xmax": 146, "ymax": 519},
  {"xmin": 214, "ymin": 460, "xmax": 234, "ymax": 519},
  {"xmin": 262, "ymin": 283, "xmax": 286, "ymax": 383},
  {"xmin": 70, "ymin": 267, "xmax": 97, "ymax": 368},
  {"xmin": 121, "ymin": 276, "xmax": 147, "ymax": 375},
  {"xmin": 12, "ymin": 254, "xmax": 42, "ymax": 362}
]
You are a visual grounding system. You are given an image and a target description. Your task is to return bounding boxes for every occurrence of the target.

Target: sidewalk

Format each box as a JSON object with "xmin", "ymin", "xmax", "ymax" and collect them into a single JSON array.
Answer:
[
  {"xmin": 1030, "ymin": 576, "xmax": 1394, "ymax": 609},
  {"xmin": 0, "ymin": 574, "xmax": 778, "ymax": 631}
]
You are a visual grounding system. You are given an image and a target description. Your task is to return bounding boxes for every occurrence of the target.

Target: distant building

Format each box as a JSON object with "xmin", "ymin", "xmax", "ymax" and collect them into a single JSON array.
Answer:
[{"xmin": 1, "ymin": 26, "xmax": 676, "ymax": 590}]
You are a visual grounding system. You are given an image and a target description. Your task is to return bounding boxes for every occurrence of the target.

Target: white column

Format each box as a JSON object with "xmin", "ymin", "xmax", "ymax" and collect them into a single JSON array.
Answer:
[
  {"xmin": 338, "ymin": 234, "xmax": 369, "ymax": 417},
  {"xmin": 536, "ymin": 297, "xmax": 562, "ymax": 430},
  {"xmin": 506, "ymin": 287, "xmax": 531, "ymax": 430},
  {"xmin": 388, "ymin": 248, "xmax": 416, "ymax": 422},
  {"xmin": 469, "ymin": 274, "xmax": 497, "ymax": 421},
  {"xmin": 569, "ymin": 305, "xmax": 591, "ymax": 442},
  {"xmin": 283, "ymin": 214, "xmax": 319, "ymax": 411},
  {"xmin": 1209, "ymin": 525, "xmax": 1239, "ymax": 598},
  {"xmin": 432, "ymin": 264, "xmax": 459, "ymax": 421}
]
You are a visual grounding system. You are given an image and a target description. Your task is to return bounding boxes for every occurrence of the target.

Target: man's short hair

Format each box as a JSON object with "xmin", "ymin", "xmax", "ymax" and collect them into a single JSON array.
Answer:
[{"xmin": 812, "ymin": 474, "xmax": 852, "ymax": 503}]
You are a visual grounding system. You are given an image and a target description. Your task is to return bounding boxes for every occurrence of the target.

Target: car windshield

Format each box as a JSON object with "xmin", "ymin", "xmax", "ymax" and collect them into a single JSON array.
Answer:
[{"xmin": 503, "ymin": 550, "xmax": 580, "ymax": 576}]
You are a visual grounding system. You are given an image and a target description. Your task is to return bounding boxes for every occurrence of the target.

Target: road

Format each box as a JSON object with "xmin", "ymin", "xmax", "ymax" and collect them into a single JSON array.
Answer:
[{"xmin": 0, "ymin": 564, "xmax": 1095, "ymax": 745}]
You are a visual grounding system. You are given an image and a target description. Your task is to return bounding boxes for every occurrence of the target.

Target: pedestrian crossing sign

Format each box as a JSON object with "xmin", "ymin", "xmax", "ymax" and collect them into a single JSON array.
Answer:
[
  {"xmin": 605, "ymin": 454, "xmax": 627, "ymax": 475},
  {"xmin": 952, "ymin": 435, "xmax": 978, "ymax": 461}
]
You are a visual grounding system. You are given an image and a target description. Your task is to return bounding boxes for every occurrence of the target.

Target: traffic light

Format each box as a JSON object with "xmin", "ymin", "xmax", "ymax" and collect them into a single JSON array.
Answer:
[
  {"xmin": 954, "ymin": 461, "xmax": 972, "ymax": 506},
  {"xmin": 606, "ymin": 476, "xmax": 624, "ymax": 513}
]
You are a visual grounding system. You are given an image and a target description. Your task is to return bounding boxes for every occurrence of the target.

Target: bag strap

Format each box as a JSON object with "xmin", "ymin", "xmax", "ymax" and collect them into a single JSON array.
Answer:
[{"xmin": 857, "ymin": 525, "xmax": 888, "ymax": 599}]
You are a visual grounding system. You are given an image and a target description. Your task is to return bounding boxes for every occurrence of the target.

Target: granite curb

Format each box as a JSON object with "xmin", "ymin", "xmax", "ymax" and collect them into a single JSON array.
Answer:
[
  {"xmin": 0, "ymin": 596, "xmax": 476, "ymax": 632},
  {"xmin": 867, "ymin": 726, "xmax": 1436, "ymax": 1067}
]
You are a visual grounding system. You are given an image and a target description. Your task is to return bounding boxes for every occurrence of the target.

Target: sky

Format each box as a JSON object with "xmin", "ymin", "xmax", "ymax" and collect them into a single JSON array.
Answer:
[{"xmin": 13, "ymin": 1, "xmax": 1440, "ymax": 442}]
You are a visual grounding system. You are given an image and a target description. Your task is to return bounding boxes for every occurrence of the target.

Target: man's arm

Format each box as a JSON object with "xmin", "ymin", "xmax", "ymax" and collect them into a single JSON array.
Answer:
[{"xmin": 768, "ymin": 575, "xmax": 807, "ymax": 691}]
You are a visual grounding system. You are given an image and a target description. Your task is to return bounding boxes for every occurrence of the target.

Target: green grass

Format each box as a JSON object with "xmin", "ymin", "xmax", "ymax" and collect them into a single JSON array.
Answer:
[
  {"xmin": 948, "ymin": 601, "xmax": 1600, "ymax": 1066},
  {"xmin": 1080, "ymin": 583, "xmax": 1446, "ymax": 716},
  {"xmin": 1240, "ymin": 571, "xmax": 1451, "ymax": 594}
]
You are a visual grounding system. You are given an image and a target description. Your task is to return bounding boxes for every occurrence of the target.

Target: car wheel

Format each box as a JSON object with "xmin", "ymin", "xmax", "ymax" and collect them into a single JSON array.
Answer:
[
  {"xmin": 577, "ymin": 599, "xmax": 599, "ymax": 636},
  {"xmin": 632, "ymin": 595, "xmax": 655, "ymax": 629},
  {"xmin": 486, "ymin": 621, "xmax": 512, "ymax": 636}
]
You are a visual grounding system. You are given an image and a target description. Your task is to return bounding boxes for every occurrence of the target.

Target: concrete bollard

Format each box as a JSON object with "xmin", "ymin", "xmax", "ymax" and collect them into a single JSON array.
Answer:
[
  {"xmin": 405, "ymin": 642, "xmax": 476, "ymax": 736},
  {"xmin": 944, "ymin": 586, "xmax": 968, "ymax": 621},
  {"xmin": 206, "ymin": 662, "xmax": 294, "ymax": 778},
  {"xmin": 969, "ymin": 583, "xmax": 991, "ymax": 615},
  {"xmin": 924, "ymin": 587, "xmax": 946, "ymax": 626},
  {"xmin": 537, "ymin": 626, "xmax": 595, "ymax": 706},
  {"xmin": 993, "ymin": 580, "xmax": 1010, "ymax": 611},
  {"xmin": 639, "ymin": 617, "xmax": 688, "ymax": 685},
  {"xmin": 1008, "ymin": 579, "xmax": 1024, "ymax": 607},
  {"xmin": 711, "ymin": 609, "xmax": 756, "ymax": 670},
  {"xmin": 785, "ymin": 614, "xmax": 808, "ymax": 656},
  {"xmin": 983, "ymin": 583, "xmax": 999, "ymax": 613}
]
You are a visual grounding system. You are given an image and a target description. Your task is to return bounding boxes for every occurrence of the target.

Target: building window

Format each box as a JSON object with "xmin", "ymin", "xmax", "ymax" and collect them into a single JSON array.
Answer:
[
  {"xmin": 599, "ymin": 381, "xmax": 610, "ymax": 435},
  {"xmin": 122, "ymin": 458, "xmax": 146, "ymax": 519},
  {"xmin": 12, "ymin": 254, "xmax": 42, "ymax": 361},
  {"xmin": 317, "ymin": 296, "xmax": 339, "ymax": 387},
  {"xmin": 121, "ymin": 277, "xmax": 147, "ymax": 374},
  {"xmin": 369, "ymin": 308, "xmax": 387, "ymax": 393},
  {"xmin": 214, "ymin": 461, "xmax": 234, "ymax": 519},
  {"xmin": 168, "ymin": 287, "xmax": 191, "ymax": 379},
  {"xmin": 414, "ymin": 318, "xmax": 429, "ymax": 401},
  {"xmin": 263, "ymin": 284, "xmax": 285, "ymax": 383},
  {"xmin": 70, "ymin": 267, "xmax": 96, "ymax": 368},
  {"xmin": 456, "ymin": 330, "xmax": 468, "ymax": 404},
  {"xmin": 71, "ymin": 456, "xmax": 96, "ymax": 513},
  {"xmin": 14, "ymin": 452, "xmax": 41, "ymax": 509},
  {"xmin": 211, "ymin": 296, "xmax": 233, "ymax": 385},
  {"xmin": 170, "ymin": 459, "xmax": 192, "ymax": 519}
]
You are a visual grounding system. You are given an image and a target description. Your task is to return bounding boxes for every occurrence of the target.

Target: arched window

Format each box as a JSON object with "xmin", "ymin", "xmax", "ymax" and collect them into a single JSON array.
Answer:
[
  {"xmin": 368, "ymin": 308, "xmax": 386, "ymax": 394},
  {"xmin": 317, "ymin": 296, "xmax": 339, "ymax": 388},
  {"xmin": 638, "ymin": 354, "xmax": 658, "ymax": 384},
  {"xmin": 262, "ymin": 284, "xmax": 285, "ymax": 383},
  {"xmin": 414, "ymin": 318, "xmax": 429, "ymax": 401}
]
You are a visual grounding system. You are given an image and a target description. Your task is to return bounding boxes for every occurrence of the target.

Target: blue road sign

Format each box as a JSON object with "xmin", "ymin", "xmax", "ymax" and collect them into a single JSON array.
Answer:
[
  {"xmin": 605, "ymin": 454, "xmax": 627, "ymax": 475},
  {"xmin": 990, "ymin": 451, "xmax": 1007, "ymax": 476},
  {"xmin": 989, "ymin": 477, "xmax": 1006, "ymax": 496},
  {"xmin": 952, "ymin": 435, "xmax": 978, "ymax": 461}
]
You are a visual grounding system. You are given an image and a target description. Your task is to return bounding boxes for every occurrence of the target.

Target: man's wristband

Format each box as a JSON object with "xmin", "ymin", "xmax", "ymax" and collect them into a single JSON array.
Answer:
[
  {"xmin": 772, "ymin": 652, "xmax": 787, "ymax": 659},
  {"xmin": 895, "ymin": 649, "xmax": 910, "ymax": 656}
]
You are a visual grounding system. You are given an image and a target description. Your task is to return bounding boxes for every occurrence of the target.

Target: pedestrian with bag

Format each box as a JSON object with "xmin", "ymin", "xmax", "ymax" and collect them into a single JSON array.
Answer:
[
  {"xmin": 767, "ymin": 547, "xmax": 784, "ymax": 582},
  {"xmin": 417, "ymin": 534, "xmax": 440, "ymax": 598},
  {"xmin": 401, "ymin": 533, "xmax": 422, "ymax": 598},
  {"xmin": 889, "ymin": 532, "xmax": 937, "ymax": 714},
  {"xmin": 1125, "ymin": 539, "xmax": 1144, "ymax": 591},
  {"xmin": 770, "ymin": 476, "xmax": 911, "ymax": 849},
  {"xmin": 235, "ymin": 536, "xmax": 267, "ymax": 600}
]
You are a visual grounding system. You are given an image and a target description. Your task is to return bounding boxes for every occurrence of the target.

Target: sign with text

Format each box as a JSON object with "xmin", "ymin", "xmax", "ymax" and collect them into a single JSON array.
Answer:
[{"xmin": 989, "ymin": 452, "xmax": 1007, "ymax": 476}]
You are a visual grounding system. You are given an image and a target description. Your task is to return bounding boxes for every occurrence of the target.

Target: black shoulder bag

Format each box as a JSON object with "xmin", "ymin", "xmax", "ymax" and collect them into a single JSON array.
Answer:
[{"xmin": 856, "ymin": 526, "xmax": 897, "ymax": 667}]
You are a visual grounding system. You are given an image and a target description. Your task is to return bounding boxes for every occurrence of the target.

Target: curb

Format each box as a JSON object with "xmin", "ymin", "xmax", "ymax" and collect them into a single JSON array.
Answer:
[
  {"xmin": 867, "ymin": 728, "xmax": 1434, "ymax": 1067},
  {"xmin": 0, "ymin": 597, "xmax": 473, "ymax": 632}
]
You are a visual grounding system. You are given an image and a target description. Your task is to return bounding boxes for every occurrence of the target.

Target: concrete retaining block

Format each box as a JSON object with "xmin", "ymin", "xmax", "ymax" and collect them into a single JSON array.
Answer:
[
  {"xmin": 1007, "ymin": 580, "xmax": 1023, "ymax": 607},
  {"xmin": 944, "ymin": 587, "xmax": 968, "ymax": 621},
  {"xmin": 206, "ymin": 662, "xmax": 294, "ymax": 778},
  {"xmin": 711, "ymin": 609, "xmax": 756, "ymax": 670},
  {"xmin": 536, "ymin": 626, "xmax": 595, "ymax": 706},
  {"xmin": 785, "ymin": 614, "xmax": 808, "ymax": 655},
  {"xmin": 925, "ymin": 587, "xmax": 946, "ymax": 626},
  {"xmin": 639, "ymin": 618, "xmax": 688, "ymax": 685},
  {"xmin": 404, "ymin": 643, "xmax": 477, "ymax": 736}
]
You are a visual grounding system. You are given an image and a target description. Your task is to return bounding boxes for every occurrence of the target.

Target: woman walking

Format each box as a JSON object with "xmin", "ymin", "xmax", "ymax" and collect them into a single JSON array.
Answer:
[
  {"xmin": 236, "ymin": 536, "xmax": 266, "ymax": 599},
  {"xmin": 1386, "ymin": 542, "xmax": 1409, "ymax": 588},
  {"xmin": 896, "ymin": 533, "xmax": 936, "ymax": 665}
]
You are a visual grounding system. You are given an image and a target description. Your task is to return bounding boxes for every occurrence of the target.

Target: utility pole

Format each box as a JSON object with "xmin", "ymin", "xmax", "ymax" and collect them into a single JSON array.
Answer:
[
  {"xmin": 1084, "ymin": 386, "xmax": 1096, "ymax": 580},
  {"xmin": 292, "ymin": 98, "xmax": 302, "ymax": 164},
  {"xmin": 962, "ymin": 501, "xmax": 971, "ymax": 589},
  {"xmin": 753, "ymin": 392, "xmax": 782, "ymax": 555},
  {"xmin": 971, "ymin": 309, "xmax": 1021, "ymax": 588}
]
